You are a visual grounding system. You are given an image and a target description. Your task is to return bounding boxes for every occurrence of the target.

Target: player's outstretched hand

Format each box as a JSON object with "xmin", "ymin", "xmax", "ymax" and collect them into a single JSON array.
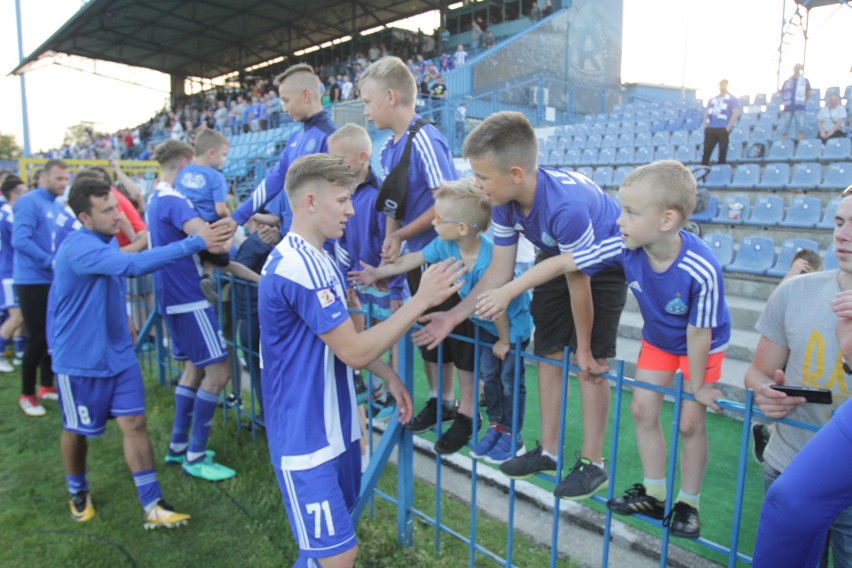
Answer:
[
  {"xmin": 476, "ymin": 287, "xmax": 512, "ymax": 320},
  {"xmin": 383, "ymin": 375, "xmax": 414, "ymax": 425},
  {"xmin": 197, "ymin": 223, "xmax": 233, "ymax": 253},
  {"xmin": 348, "ymin": 261, "xmax": 380, "ymax": 288},
  {"xmin": 381, "ymin": 234, "xmax": 402, "ymax": 264},
  {"xmin": 211, "ymin": 215, "xmax": 238, "ymax": 237},
  {"xmin": 414, "ymin": 258, "xmax": 465, "ymax": 309}
]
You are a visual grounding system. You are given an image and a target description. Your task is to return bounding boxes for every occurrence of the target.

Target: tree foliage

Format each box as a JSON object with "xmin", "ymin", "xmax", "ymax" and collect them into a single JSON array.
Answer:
[{"xmin": 0, "ymin": 132, "xmax": 22, "ymax": 161}]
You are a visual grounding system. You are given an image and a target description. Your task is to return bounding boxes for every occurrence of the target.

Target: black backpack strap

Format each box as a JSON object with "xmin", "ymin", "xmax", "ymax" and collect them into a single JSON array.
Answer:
[{"xmin": 397, "ymin": 117, "xmax": 432, "ymax": 169}]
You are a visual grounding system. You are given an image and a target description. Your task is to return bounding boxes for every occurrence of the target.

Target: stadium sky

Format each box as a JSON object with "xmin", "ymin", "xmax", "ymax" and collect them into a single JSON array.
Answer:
[{"xmin": 0, "ymin": 0, "xmax": 849, "ymax": 154}]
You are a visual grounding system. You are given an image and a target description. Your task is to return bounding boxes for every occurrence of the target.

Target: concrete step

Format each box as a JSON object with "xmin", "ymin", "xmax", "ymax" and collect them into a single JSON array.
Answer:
[
  {"xmin": 617, "ymin": 310, "xmax": 760, "ymax": 366},
  {"xmin": 719, "ymin": 273, "xmax": 780, "ymax": 301},
  {"xmin": 623, "ymin": 292, "xmax": 767, "ymax": 331}
]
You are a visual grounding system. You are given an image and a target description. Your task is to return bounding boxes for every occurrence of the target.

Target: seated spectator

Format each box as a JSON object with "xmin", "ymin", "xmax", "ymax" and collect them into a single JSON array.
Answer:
[
  {"xmin": 781, "ymin": 248, "xmax": 823, "ymax": 283},
  {"xmin": 818, "ymin": 93, "xmax": 848, "ymax": 142}
]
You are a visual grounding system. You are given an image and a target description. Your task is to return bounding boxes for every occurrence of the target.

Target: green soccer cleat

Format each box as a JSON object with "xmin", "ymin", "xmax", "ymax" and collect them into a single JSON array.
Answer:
[
  {"xmin": 165, "ymin": 448, "xmax": 216, "ymax": 466},
  {"xmin": 181, "ymin": 456, "xmax": 236, "ymax": 481}
]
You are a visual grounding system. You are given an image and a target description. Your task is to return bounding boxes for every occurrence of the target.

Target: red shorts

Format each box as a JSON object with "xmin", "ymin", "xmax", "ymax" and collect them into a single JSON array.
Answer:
[{"xmin": 636, "ymin": 339, "xmax": 724, "ymax": 383}]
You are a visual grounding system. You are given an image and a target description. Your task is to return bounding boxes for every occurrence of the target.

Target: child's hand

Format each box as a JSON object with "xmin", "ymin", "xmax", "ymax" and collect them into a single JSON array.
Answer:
[
  {"xmin": 415, "ymin": 258, "xmax": 465, "ymax": 309},
  {"xmin": 693, "ymin": 385, "xmax": 724, "ymax": 413},
  {"xmin": 348, "ymin": 261, "xmax": 379, "ymax": 287},
  {"xmin": 476, "ymin": 287, "xmax": 511, "ymax": 320},
  {"xmin": 492, "ymin": 340, "xmax": 510, "ymax": 361},
  {"xmin": 383, "ymin": 375, "xmax": 414, "ymax": 425},
  {"xmin": 381, "ymin": 234, "xmax": 402, "ymax": 264},
  {"xmin": 574, "ymin": 350, "xmax": 609, "ymax": 384}
]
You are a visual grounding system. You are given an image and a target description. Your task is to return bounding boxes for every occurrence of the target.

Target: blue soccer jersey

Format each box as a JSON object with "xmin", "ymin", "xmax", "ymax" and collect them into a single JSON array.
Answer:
[
  {"xmin": 379, "ymin": 116, "xmax": 458, "ymax": 253},
  {"xmin": 422, "ymin": 234, "xmax": 532, "ymax": 344},
  {"xmin": 146, "ymin": 182, "xmax": 209, "ymax": 314},
  {"xmin": 258, "ymin": 233, "xmax": 360, "ymax": 471},
  {"xmin": 706, "ymin": 93, "xmax": 742, "ymax": 129},
  {"xmin": 573, "ymin": 231, "xmax": 731, "ymax": 355},
  {"xmin": 334, "ymin": 169, "xmax": 406, "ymax": 300},
  {"xmin": 50, "ymin": 227, "xmax": 207, "ymax": 377},
  {"xmin": 491, "ymin": 168, "xmax": 621, "ymax": 257},
  {"xmin": 175, "ymin": 163, "xmax": 228, "ymax": 223},
  {"xmin": 12, "ymin": 187, "xmax": 65, "ymax": 284},
  {"xmin": 232, "ymin": 110, "xmax": 336, "ymax": 226},
  {"xmin": 0, "ymin": 204, "xmax": 14, "ymax": 281}
]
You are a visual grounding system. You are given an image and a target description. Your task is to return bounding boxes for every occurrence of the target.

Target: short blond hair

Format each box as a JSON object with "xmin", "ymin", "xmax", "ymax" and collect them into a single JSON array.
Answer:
[
  {"xmin": 285, "ymin": 154, "xmax": 355, "ymax": 201},
  {"xmin": 359, "ymin": 56, "xmax": 417, "ymax": 108},
  {"xmin": 462, "ymin": 111, "xmax": 537, "ymax": 172},
  {"xmin": 620, "ymin": 160, "xmax": 696, "ymax": 225},
  {"xmin": 328, "ymin": 123, "xmax": 372, "ymax": 155},
  {"xmin": 194, "ymin": 129, "xmax": 228, "ymax": 156},
  {"xmin": 274, "ymin": 63, "xmax": 321, "ymax": 99},
  {"xmin": 154, "ymin": 140, "xmax": 195, "ymax": 169},
  {"xmin": 433, "ymin": 178, "xmax": 491, "ymax": 231}
]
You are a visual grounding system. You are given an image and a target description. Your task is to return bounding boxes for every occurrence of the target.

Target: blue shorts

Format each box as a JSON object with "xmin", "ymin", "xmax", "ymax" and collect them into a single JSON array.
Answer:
[
  {"xmin": 56, "ymin": 366, "xmax": 145, "ymax": 436},
  {"xmin": 164, "ymin": 308, "xmax": 227, "ymax": 367},
  {"xmin": 1, "ymin": 278, "xmax": 17, "ymax": 309},
  {"xmin": 274, "ymin": 440, "xmax": 361, "ymax": 560}
]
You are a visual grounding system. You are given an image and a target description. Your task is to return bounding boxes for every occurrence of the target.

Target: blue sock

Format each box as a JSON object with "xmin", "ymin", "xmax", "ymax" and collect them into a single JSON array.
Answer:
[
  {"xmin": 132, "ymin": 468, "xmax": 162, "ymax": 513},
  {"xmin": 13, "ymin": 336, "xmax": 25, "ymax": 357},
  {"xmin": 187, "ymin": 389, "xmax": 218, "ymax": 462},
  {"xmin": 170, "ymin": 386, "xmax": 197, "ymax": 453},
  {"xmin": 0, "ymin": 336, "xmax": 9, "ymax": 355},
  {"xmin": 66, "ymin": 472, "xmax": 89, "ymax": 495}
]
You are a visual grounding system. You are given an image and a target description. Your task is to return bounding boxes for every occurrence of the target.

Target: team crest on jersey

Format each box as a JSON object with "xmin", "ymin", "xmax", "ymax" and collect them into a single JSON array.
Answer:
[
  {"xmin": 180, "ymin": 173, "xmax": 206, "ymax": 189},
  {"xmin": 305, "ymin": 139, "xmax": 317, "ymax": 152},
  {"xmin": 540, "ymin": 232, "xmax": 557, "ymax": 248},
  {"xmin": 316, "ymin": 288, "xmax": 336, "ymax": 308},
  {"xmin": 664, "ymin": 294, "xmax": 688, "ymax": 315}
]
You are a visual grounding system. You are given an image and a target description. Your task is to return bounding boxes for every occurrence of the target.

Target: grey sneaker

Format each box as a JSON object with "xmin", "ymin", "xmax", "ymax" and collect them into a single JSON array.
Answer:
[
  {"xmin": 499, "ymin": 444, "xmax": 557, "ymax": 479},
  {"xmin": 663, "ymin": 501, "xmax": 701, "ymax": 539},
  {"xmin": 554, "ymin": 456, "xmax": 608, "ymax": 500}
]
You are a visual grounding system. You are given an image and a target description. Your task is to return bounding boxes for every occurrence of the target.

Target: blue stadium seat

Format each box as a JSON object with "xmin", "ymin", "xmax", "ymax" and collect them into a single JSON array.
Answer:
[
  {"xmin": 825, "ymin": 242, "xmax": 838, "ymax": 270},
  {"xmin": 634, "ymin": 145, "xmax": 653, "ymax": 164},
  {"xmin": 726, "ymin": 236, "xmax": 776, "ymax": 275},
  {"xmin": 543, "ymin": 137, "xmax": 558, "ymax": 152},
  {"xmin": 558, "ymin": 137, "xmax": 571, "ymax": 152},
  {"xmin": 601, "ymin": 134, "xmax": 618, "ymax": 149},
  {"xmin": 766, "ymin": 239, "xmax": 820, "ymax": 278},
  {"xmin": 730, "ymin": 163, "xmax": 761, "ymax": 189},
  {"xmin": 753, "ymin": 93, "xmax": 767, "ymax": 106},
  {"xmin": 756, "ymin": 163, "xmax": 791, "ymax": 189},
  {"xmin": 817, "ymin": 196, "xmax": 843, "ymax": 229},
  {"xmin": 744, "ymin": 195, "xmax": 784, "ymax": 226},
  {"xmin": 729, "ymin": 127, "xmax": 750, "ymax": 147},
  {"xmin": 688, "ymin": 129, "xmax": 704, "ymax": 148},
  {"xmin": 579, "ymin": 148, "xmax": 598, "ymax": 166},
  {"xmin": 751, "ymin": 125, "xmax": 772, "ymax": 145},
  {"xmin": 586, "ymin": 134, "xmax": 602, "ymax": 149},
  {"xmin": 615, "ymin": 146, "xmax": 634, "ymax": 165},
  {"xmin": 787, "ymin": 162, "xmax": 822, "ymax": 190},
  {"xmin": 844, "ymin": 85, "xmax": 852, "ymax": 103},
  {"xmin": 757, "ymin": 111, "xmax": 779, "ymax": 130},
  {"xmin": 611, "ymin": 166, "xmax": 634, "ymax": 188},
  {"xmin": 670, "ymin": 131, "xmax": 689, "ymax": 147},
  {"xmin": 575, "ymin": 166, "xmax": 594, "ymax": 179},
  {"xmin": 793, "ymin": 138, "xmax": 823, "ymax": 162},
  {"xmin": 691, "ymin": 194, "xmax": 719, "ymax": 223},
  {"xmin": 704, "ymin": 164, "xmax": 734, "ymax": 188},
  {"xmin": 651, "ymin": 131, "xmax": 670, "ymax": 147},
  {"xmin": 675, "ymin": 145, "xmax": 695, "ymax": 163},
  {"xmin": 714, "ymin": 194, "xmax": 751, "ymax": 224},
  {"xmin": 654, "ymin": 145, "xmax": 675, "ymax": 161},
  {"xmin": 767, "ymin": 140, "xmax": 795, "ymax": 161},
  {"xmin": 570, "ymin": 135, "xmax": 586, "ymax": 150},
  {"xmin": 634, "ymin": 132, "xmax": 651, "ymax": 147},
  {"xmin": 546, "ymin": 150, "xmax": 562, "ymax": 166},
  {"xmin": 779, "ymin": 196, "xmax": 822, "ymax": 228},
  {"xmin": 824, "ymin": 138, "xmax": 852, "ymax": 162},
  {"xmin": 597, "ymin": 147, "xmax": 615, "ymax": 166},
  {"xmin": 537, "ymin": 151, "xmax": 547, "ymax": 166},
  {"xmin": 617, "ymin": 133, "xmax": 634, "ymax": 148},
  {"xmin": 825, "ymin": 86, "xmax": 841, "ymax": 100},
  {"xmin": 821, "ymin": 162, "xmax": 852, "ymax": 190},
  {"xmin": 702, "ymin": 233, "xmax": 734, "ymax": 267},
  {"xmin": 592, "ymin": 166, "xmax": 614, "ymax": 188},
  {"xmin": 563, "ymin": 148, "xmax": 581, "ymax": 167},
  {"xmin": 634, "ymin": 120, "xmax": 651, "ymax": 133}
]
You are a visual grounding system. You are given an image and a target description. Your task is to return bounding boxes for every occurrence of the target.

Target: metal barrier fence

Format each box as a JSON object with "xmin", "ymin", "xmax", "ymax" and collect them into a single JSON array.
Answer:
[{"xmin": 132, "ymin": 272, "xmax": 823, "ymax": 567}]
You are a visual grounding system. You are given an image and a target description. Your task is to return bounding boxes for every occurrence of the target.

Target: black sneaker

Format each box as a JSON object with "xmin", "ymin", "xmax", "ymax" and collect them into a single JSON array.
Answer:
[
  {"xmin": 407, "ymin": 398, "xmax": 456, "ymax": 434},
  {"xmin": 752, "ymin": 423, "xmax": 771, "ymax": 465},
  {"xmin": 499, "ymin": 444, "xmax": 557, "ymax": 479},
  {"xmin": 554, "ymin": 456, "xmax": 608, "ymax": 500},
  {"xmin": 663, "ymin": 501, "xmax": 701, "ymax": 539},
  {"xmin": 434, "ymin": 413, "xmax": 474, "ymax": 454},
  {"xmin": 607, "ymin": 483, "xmax": 665, "ymax": 519}
]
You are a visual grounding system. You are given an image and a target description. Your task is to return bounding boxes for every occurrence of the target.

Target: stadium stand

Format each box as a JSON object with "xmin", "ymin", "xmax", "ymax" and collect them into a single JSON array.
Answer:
[
  {"xmin": 765, "ymin": 238, "xmax": 820, "ymax": 278},
  {"xmin": 726, "ymin": 235, "xmax": 776, "ymax": 275},
  {"xmin": 744, "ymin": 195, "xmax": 785, "ymax": 226},
  {"xmin": 702, "ymin": 233, "xmax": 735, "ymax": 267}
]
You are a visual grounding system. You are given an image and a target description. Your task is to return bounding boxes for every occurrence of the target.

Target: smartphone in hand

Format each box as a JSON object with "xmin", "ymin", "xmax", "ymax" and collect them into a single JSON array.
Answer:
[{"xmin": 770, "ymin": 385, "xmax": 833, "ymax": 405}]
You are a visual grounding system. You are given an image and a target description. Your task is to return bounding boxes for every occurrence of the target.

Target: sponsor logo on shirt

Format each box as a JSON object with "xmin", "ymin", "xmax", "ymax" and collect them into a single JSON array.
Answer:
[
  {"xmin": 317, "ymin": 288, "xmax": 336, "ymax": 308},
  {"xmin": 665, "ymin": 294, "xmax": 688, "ymax": 315},
  {"xmin": 179, "ymin": 173, "xmax": 207, "ymax": 190},
  {"xmin": 628, "ymin": 280, "xmax": 642, "ymax": 293},
  {"xmin": 305, "ymin": 139, "xmax": 317, "ymax": 152}
]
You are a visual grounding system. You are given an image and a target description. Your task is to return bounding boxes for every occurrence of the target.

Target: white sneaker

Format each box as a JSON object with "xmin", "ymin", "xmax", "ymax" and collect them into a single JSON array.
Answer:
[
  {"xmin": 18, "ymin": 395, "xmax": 46, "ymax": 417},
  {"xmin": 0, "ymin": 357, "xmax": 13, "ymax": 373}
]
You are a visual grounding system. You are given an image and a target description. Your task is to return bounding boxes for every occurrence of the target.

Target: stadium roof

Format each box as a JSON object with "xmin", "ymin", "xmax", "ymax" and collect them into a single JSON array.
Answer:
[
  {"xmin": 794, "ymin": 0, "xmax": 848, "ymax": 7},
  {"xmin": 13, "ymin": 0, "xmax": 447, "ymax": 79}
]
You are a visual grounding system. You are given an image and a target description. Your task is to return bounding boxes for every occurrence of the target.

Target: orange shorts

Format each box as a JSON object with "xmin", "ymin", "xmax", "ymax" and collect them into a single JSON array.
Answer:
[{"xmin": 636, "ymin": 339, "xmax": 724, "ymax": 383}]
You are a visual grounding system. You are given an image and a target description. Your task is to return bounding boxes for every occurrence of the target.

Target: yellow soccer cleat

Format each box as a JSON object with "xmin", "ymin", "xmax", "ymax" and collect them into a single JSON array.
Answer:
[
  {"xmin": 143, "ymin": 500, "xmax": 190, "ymax": 530},
  {"xmin": 69, "ymin": 492, "xmax": 96, "ymax": 522}
]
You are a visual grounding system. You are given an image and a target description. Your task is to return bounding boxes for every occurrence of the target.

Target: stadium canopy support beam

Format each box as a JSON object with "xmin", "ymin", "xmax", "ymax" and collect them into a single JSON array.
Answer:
[{"xmin": 170, "ymin": 74, "xmax": 187, "ymax": 109}]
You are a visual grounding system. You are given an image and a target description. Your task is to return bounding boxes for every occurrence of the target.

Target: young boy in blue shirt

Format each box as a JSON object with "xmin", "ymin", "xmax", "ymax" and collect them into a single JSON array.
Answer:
[
  {"xmin": 174, "ymin": 128, "xmax": 259, "ymax": 299},
  {"xmin": 258, "ymin": 153, "xmax": 461, "ymax": 567},
  {"xmin": 414, "ymin": 111, "xmax": 626, "ymax": 501},
  {"xmin": 477, "ymin": 160, "xmax": 731, "ymax": 538},
  {"xmin": 351, "ymin": 179, "xmax": 532, "ymax": 459},
  {"xmin": 51, "ymin": 176, "xmax": 230, "ymax": 528}
]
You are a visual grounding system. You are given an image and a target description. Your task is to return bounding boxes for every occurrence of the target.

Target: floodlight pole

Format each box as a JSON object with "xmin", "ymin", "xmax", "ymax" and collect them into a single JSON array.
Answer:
[{"xmin": 15, "ymin": 0, "xmax": 31, "ymax": 157}]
